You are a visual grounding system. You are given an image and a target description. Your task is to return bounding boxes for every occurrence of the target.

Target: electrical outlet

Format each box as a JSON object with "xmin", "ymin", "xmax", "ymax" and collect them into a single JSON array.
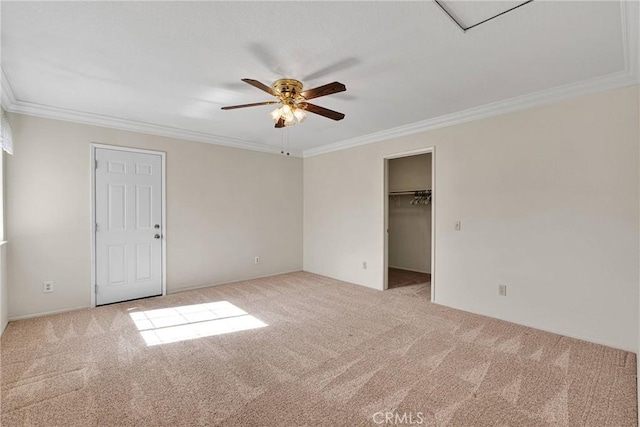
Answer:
[
  {"xmin": 455, "ymin": 221, "xmax": 461, "ymax": 231},
  {"xmin": 498, "ymin": 284, "xmax": 507, "ymax": 296},
  {"xmin": 362, "ymin": 261, "xmax": 367, "ymax": 270},
  {"xmin": 254, "ymin": 256, "xmax": 260, "ymax": 265},
  {"xmin": 43, "ymin": 281, "xmax": 54, "ymax": 293}
]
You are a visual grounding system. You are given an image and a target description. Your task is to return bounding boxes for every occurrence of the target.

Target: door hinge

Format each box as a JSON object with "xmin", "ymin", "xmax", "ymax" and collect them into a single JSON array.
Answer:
[
  {"xmin": 95, "ymin": 223, "xmax": 98, "ymax": 232},
  {"xmin": 95, "ymin": 159, "xmax": 98, "ymax": 169},
  {"xmin": 95, "ymin": 284, "xmax": 98, "ymax": 294}
]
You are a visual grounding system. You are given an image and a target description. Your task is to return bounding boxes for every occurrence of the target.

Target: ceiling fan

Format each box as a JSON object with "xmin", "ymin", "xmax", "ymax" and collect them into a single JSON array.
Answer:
[{"xmin": 221, "ymin": 78, "xmax": 346, "ymax": 128}]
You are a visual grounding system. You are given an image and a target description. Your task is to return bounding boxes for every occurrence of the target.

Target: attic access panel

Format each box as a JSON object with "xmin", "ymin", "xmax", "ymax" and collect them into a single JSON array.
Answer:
[{"xmin": 435, "ymin": 0, "xmax": 534, "ymax": 32}]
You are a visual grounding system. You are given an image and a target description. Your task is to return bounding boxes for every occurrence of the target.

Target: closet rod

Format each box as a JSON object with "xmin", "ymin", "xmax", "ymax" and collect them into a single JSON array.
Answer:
[{"xmin": 388, "ymin": 190, "xmax": 431, "ymax": 196}]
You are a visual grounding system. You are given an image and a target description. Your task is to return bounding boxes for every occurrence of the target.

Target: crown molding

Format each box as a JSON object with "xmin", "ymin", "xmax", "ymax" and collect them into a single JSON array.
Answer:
[
  {"xmin": 303, "ymin": 70, "xmax": 638, "ymax": 158},
  {"xmin": 303, "ymin": 1, "xmax": 639, "ymax": 158},
  {"xmin": 1, "ymin": 68, "xmax": 302, "ymax": 157},
  {"xmin": 6, "ymin": 99, "xmax": 303, "ymax": 157}
]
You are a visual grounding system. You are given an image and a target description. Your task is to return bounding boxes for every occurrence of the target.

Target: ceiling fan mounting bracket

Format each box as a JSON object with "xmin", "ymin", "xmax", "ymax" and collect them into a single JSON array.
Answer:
[{"xmin": 273, "ymin": 79, "xmax": 304, "ymax": 98}]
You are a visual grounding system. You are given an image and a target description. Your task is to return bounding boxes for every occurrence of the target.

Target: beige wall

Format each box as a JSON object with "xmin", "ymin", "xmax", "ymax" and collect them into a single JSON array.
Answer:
[
  {"xmin": 304, "ymin": 85, "xmax": 640, "ymax": 352},
  {"xmin": 388, "ymin": 154, "xmax": 432, "ymax": 192},
  {"xmin": 6, "ymin": 114, "xmax": 303, "ymax": 319},
  {"xmin": 388, "ymin": 199, "xmax": 431, "ymax": 273}
]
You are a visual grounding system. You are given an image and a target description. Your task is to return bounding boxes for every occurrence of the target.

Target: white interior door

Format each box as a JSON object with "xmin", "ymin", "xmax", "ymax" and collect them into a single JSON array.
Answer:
[{"xmin": 95, "ymin": 148, "xmax": 163, "ymax": 305}]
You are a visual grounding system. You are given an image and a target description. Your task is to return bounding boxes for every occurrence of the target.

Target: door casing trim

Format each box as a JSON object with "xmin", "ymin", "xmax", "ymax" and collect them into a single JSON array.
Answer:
[{"xmin": 90, "ymin": 143, "xmax": 167, "ymax": 307}]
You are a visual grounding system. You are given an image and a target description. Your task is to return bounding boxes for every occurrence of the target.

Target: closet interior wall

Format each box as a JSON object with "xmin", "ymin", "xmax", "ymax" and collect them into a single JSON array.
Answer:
[{"xmin": 388, "ymin": 153, "xmax": 432, "ymax": 273}]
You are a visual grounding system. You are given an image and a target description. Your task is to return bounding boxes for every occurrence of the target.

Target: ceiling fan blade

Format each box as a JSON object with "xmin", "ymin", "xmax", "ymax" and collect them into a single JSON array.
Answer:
[
  {"xmin": 303, "ymin": 103, "xmax": 345, "ymax": 121},
  {"xmin": 275, "ymin": 117, "xmax": 285, "ymax": 128},
  {"xmin": 221, "ymin": 101, "xmax": 279, "ymax": 110},
  {"xmin": 301, "ymin": 81, "xmax": 346, "ymax": 100},
  {"xmin": 241, "ymin": 78, "xmax": 279, "ymax": 97}
]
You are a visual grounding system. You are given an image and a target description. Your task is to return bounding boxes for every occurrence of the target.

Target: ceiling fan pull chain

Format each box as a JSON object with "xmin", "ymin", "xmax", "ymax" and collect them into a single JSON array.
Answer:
[{"xmin": 286, "ymin": 128, "xmax": 290, "ymax": 156}]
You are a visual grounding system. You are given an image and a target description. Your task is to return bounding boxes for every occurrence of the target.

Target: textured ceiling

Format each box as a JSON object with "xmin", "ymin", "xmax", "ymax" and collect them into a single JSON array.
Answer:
[{"xmin": 0, "ymin": 1, "xmax": 634, "ymax": 154}]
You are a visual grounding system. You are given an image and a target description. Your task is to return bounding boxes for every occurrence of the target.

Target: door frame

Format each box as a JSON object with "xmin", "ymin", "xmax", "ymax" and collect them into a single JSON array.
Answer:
[
  {"xmin": 383, "ymin": 147, "xmax": 436, "ymax": 302},
  {"xmin": 89, "ymin": 143, "xmax": 167, "ymax": 307}
]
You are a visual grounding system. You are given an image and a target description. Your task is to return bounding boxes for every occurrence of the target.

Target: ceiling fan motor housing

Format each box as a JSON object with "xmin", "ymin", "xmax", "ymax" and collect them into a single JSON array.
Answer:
[{"xmin": 274, "ymin": 79, "xmax": 304, "ymax": 98}]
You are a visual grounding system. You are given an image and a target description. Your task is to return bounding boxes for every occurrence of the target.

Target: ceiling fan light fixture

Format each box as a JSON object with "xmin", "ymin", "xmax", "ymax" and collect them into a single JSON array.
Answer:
[
  {"xmin": 281, "ymin": 108, "xmax": 295, "ymax": 123},
  {"xmin": 270, "ymin": 108, "xmax": 281, "ymax": 122},
  {"xmin": 270, "ymin": 104, "xmax": 306, "ymax": 126},
  {"xmin": 293, "ymin": 108, "xmax": 307, "ymax": 123},
  {"xmin": 284, "ymin": 115, "xmax": 297, "ymax": 127}
]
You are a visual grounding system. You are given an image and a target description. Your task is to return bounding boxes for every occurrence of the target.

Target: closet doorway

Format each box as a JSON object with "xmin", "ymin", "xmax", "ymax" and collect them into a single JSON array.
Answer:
[{"xmin": 383, "ymin": 149, "xmax": 434, "ymax": 301}]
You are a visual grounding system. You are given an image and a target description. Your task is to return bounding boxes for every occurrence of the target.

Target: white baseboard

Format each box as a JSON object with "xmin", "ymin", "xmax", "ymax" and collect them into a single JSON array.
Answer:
[
  {"xmin": 6, "ymin": 270, "xmax": 305, "ymax": 322},
  {"xmin": 167, "ymin": 269, "xmax": 304, "ymax": 294},
  {"xmin": 388, "ymin": 265, "xmax": 431, "ymax": 274},
  {"xmin": 432, "ymin": 300, "xmax": 636, "ymax": 353},
  {"xmin": 8, "ymin": 305, "xmax": 90, "ymax": 322}
]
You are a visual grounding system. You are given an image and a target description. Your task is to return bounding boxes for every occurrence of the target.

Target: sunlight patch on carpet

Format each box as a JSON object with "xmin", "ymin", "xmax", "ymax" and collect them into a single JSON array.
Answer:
[{"xmin": 129, "ymin": 301, "xmax": 267, "ymax": 346}]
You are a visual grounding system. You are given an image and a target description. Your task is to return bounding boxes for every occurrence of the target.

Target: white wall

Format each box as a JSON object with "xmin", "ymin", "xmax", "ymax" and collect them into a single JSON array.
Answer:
[
  {"xmin": 304, "ymin": 85, "xmax": 640, "ymax": 352},
  {"xmin": 6, "ymin": 114, "xmax": 303, "ymax": 319},
  {"xmin": 388, "ymin": 153, "xmax": 432, "ymax": 273}
]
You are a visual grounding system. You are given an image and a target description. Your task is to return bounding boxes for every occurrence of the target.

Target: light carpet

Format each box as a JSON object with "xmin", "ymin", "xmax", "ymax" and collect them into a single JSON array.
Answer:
[
  {"xmin": 388, "ymin": 268, "xmax": 431, "ymax": 290},
  {"xmin": 1, "ymin": 272, "xmax": 636, "ymax": 426},
  {"xmin": 388, "ymin": 282, "xmax": 431, "ymax": 301}
]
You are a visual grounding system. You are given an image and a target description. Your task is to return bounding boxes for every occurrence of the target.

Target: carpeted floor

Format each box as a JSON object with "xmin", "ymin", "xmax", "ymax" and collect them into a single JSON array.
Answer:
[
  {"xmin": 388, "ymin": 282, "xmax": 431, "ymax": 300},
  {"xmin": 388, "ymin": 268, "xmax": 431, "ymax": 300},
  {"xmin": 1, "ymin": 272, "xmax": 636, "ymax": 426},
  {"xmin": 388, "ymin": 268, "xmax": 431, "ymax": 289}
]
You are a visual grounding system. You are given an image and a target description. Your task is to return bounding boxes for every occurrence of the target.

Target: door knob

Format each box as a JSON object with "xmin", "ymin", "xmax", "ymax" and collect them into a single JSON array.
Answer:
[
  {"xmin": 154, "ymin": 234, "xmax": 161, "ymax": 239},
  {"xmin": 154, "ymin": 224, "xmax": 160, "ymax": 229}
]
